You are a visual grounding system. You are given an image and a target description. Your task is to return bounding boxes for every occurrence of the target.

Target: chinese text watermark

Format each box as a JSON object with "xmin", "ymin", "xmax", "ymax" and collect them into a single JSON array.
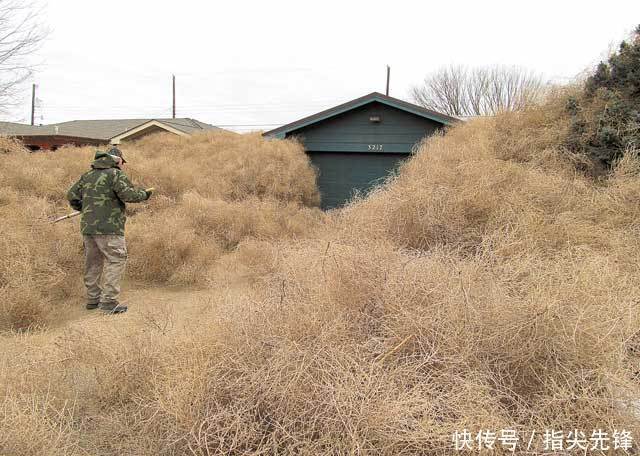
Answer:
[{"xmin": 452, "ymin": 429, "xmax": 633, "ymax": 453}]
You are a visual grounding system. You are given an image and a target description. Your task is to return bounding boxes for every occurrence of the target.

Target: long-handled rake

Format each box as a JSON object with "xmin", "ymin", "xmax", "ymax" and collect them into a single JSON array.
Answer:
[{"xmin": 50, "ymin": 188, "xmax": 155, "ymax": 223}]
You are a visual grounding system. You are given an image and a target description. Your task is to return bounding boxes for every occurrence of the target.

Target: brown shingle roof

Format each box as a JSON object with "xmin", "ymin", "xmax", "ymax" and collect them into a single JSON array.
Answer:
[
  {"xmin": 0, "ymin": 122, "xmax": 48, "ymax": 136},
  {"xmin": 0, "ymin": 118, "xmax": 222, "ymax": 140}
]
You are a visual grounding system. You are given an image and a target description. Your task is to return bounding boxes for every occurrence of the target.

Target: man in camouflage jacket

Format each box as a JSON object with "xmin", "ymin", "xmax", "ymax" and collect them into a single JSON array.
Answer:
[{"xmin": 67, "ymin": 147, "xmax": 152, "ymax": 314}]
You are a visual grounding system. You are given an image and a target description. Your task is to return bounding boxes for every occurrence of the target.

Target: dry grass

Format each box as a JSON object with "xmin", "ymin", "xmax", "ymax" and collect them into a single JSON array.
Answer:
[
  {"xmin": 0, "ymin": 131, "xmax": 322, "ymax": 330},
  {"xmin": 2, "ymin": 98, "xmax": 640, "ymax": 454},
  {"xmin": 0, "ymin": 136, "xmax": 28, "ymax": 154}
]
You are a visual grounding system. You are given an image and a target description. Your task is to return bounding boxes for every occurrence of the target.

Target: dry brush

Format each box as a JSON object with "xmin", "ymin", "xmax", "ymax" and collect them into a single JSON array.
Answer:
[{"xmin": 1, "ymin": 103, "xmax": 640, "ymax": 454}]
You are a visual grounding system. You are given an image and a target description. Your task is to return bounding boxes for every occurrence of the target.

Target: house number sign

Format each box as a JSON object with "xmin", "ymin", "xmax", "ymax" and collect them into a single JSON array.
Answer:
[{"xmin": 367, "ymin": 144, "xmax": 384, "ymax": 151}]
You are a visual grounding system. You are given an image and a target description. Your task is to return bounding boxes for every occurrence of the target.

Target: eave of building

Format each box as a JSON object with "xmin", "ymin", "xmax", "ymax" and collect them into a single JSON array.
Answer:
[
  {"xmin": 16, "ymin": 134, "xmax": 104, "ymax": 143},
  {"xmin": 109, "ymin": 120, "xmax": 190, "ymax": 144},
  {"xmin": 263, "ymin": 92, "xmax": 459, "ymax": 139}
]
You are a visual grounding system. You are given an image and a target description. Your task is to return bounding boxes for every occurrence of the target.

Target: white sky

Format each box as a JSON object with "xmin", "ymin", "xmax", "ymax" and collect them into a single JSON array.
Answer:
[{"xmin": 3, "ymin": 0, "xmax": 640, "ymax": 131}]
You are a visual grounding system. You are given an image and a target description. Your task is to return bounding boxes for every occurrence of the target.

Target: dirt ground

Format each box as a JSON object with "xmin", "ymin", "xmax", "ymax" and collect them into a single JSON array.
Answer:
[{"xmin": 1, "ymin": 283, "xmax": 228, "ymax": 360}]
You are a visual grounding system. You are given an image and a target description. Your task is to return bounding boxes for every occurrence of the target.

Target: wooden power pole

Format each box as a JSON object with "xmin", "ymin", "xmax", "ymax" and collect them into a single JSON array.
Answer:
[
  {"xmin": 385, "ymin": 65, "xmax": 390, "ymax": 96},
  {"xmin": 172, "ymin": 74, "xmax": 176, "ymax": 118},
  {"xmin": 31, "ymin": 84, "xmax": 36, "ymax": 125}
]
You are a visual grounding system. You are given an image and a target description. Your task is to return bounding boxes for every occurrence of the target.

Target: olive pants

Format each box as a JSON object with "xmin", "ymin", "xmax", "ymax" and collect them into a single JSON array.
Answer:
[{"xmin": 83, "ymin": 235, "xmax": 127, "ymax": 305}]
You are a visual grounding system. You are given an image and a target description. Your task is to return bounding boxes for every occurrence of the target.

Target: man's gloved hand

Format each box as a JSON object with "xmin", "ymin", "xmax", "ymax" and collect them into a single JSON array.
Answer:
[
  {"xmin": 145, "ymin": 189, "xmax": 153, "ymax": 200},
  {"xmin": 69, "ymin": 199, "xmax": 82, "ymax": 211}
]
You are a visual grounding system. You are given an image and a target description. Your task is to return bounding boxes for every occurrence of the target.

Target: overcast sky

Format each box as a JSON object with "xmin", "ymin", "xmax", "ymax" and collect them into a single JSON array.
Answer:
[{"xmin": 2, "ymin": 0, "xmax": 639, "ymax": 131}]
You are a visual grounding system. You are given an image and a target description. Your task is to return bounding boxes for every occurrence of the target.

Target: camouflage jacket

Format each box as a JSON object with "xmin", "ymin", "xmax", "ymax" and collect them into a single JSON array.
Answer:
[{"xmin": 66, "ymin": 152, "xmax": 148, "ymax": 235}]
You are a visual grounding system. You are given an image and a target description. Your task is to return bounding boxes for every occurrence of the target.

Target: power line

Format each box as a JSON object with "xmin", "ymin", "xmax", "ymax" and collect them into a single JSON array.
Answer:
[
  {"xmin": 38, "ymin": 99, "xmax": 348, "ymax": 109},
  {"xmin": 21, "ymin": 84, "xmax": 406, "ymax": 128}
]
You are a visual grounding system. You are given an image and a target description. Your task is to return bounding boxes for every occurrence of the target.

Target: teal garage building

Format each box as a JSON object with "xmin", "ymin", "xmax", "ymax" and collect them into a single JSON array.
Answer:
[{"xmin": 264, "ymin": 92, "xmax": 457, "ymax": 209}]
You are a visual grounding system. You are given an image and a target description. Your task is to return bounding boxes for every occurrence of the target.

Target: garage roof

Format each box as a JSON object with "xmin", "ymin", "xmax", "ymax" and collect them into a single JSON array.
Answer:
[{"xmin": 263, "ymin": 92, "xmax": 459, "ymax": 139}]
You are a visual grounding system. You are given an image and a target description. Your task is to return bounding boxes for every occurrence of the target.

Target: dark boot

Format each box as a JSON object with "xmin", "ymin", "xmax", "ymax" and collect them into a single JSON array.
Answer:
[
  {"xmin": 99, "ymin": 301, "xmax": 128, "ymax": 314},
  {"xmin": 86, "ymin": 302, "xmax": 99, "ymax": 310}
]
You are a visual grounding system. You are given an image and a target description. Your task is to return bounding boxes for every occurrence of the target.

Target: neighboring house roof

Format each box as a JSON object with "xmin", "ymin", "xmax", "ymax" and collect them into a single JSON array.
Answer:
[
  {"xmin": 263, "ymin": 92, "xmax": 460, "ymax": 139},
  {"xmin": 0, "ymin": 122, "xmax": 48, "ymax": 136},
  {"xmin": 0, "ymin": 118, "xmax": 222, "ymax": 141}
]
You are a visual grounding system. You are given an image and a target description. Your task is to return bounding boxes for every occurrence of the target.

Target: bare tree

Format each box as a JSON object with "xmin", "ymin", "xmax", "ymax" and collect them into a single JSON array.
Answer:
[
  {"xmin": 0, "ymin": 0, "xmax": 46, "ymax": 111},
  {"xmin": 411, "ymin": 65, "xmax": 546, "ymax": 117}
]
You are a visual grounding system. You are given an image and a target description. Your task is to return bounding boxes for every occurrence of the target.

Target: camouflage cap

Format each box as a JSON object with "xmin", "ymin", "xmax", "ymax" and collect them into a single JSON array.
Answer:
[{"xmin": 107, "ymin": 146, "xmax": 127, "ymax": 163}]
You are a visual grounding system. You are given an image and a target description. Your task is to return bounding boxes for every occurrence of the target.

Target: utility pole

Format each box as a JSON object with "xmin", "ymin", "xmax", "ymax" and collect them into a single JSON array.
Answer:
[
  {"xmin": 172, "ymin": 74, "xmax": 176, "ymax": 119},
  {"xmin": 385, "ymin": 65, "xmax": 390, "ymax": 96},
  {"xmin": 31, "ymin": 84, "xmax": 36, "ymax": 125}
]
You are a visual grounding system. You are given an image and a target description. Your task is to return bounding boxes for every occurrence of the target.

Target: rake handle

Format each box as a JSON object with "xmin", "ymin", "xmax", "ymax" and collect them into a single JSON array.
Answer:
[{"xmin": 51, "ymin": 187, "xmax": 156, "ymax": 223}]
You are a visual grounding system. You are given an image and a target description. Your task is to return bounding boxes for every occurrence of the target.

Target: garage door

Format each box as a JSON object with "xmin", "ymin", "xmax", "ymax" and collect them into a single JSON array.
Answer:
[{"xmin": 308, "ymin": 152, "xmax": 410, "ymax": 209}]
